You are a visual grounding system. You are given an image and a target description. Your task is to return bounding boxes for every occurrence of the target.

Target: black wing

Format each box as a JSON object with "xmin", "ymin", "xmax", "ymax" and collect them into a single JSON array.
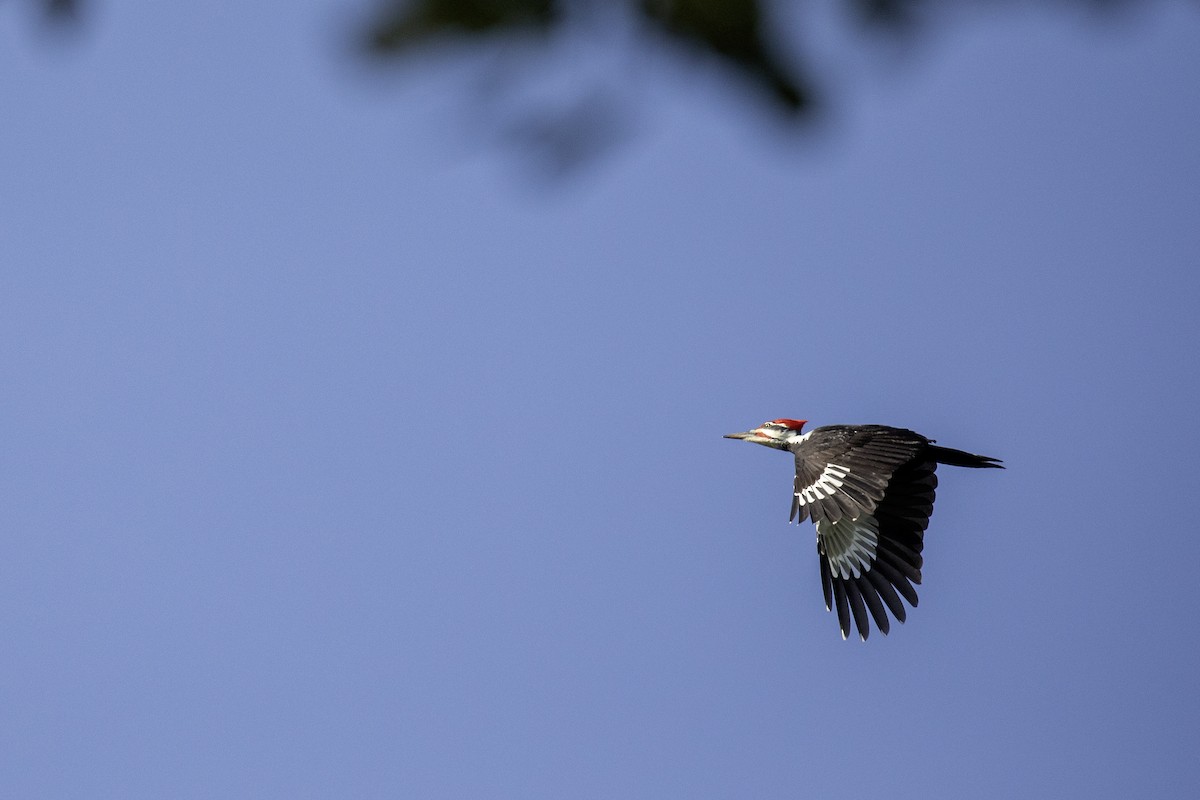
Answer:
[
  {"xmin": 816, "ymin": 456, "xmax": 936, "ymax": 640},
  {"xmin": 790, "ymin": 425, "xmax": 927, "ymax": 525}
]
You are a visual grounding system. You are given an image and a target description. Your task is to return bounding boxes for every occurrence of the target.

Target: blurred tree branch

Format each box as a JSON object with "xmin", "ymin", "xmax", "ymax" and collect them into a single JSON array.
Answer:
[
  {"xmin": 354, "ymin": 0, "xmax": 1163, "ymax": 169},
  {"xmin": 36, "ymin": 0, "xmax": 78, "ymax": 20},
  {"xmin": 359, "ymin": 0, "xmax": 1160, "ymax": 115},
  {"xmin": 365, "ymin": 0, "xmax": 814, "ymax": 114},
  {"xmin": 367, "ymin": 0, "xmax": 559, "ymax": 48},
  {"xmin": 30, "ymin": 0, "xmax": 1170, "ymax": 169}
]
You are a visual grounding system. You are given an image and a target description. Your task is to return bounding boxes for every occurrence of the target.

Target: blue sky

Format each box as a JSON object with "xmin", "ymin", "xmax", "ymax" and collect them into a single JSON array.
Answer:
[{"xmin": 2, "ymin": 2, "xmax": 1199, "ymax": 798}]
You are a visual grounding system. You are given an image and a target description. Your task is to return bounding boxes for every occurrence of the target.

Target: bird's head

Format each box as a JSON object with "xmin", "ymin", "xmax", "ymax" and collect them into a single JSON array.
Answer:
[{"xmin": 724, "ymin": 418, "xmax": 808, "ymax": 449}]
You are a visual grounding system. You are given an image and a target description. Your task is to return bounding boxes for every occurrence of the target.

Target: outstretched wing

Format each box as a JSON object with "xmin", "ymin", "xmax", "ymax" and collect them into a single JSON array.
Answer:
[
  {"xmin": 790, "ymin": 425, "xmax": 927, "ymax": 525},
  {"xmin": 817, "ymin": 457, "xmax": 937, "ymax": 641}
]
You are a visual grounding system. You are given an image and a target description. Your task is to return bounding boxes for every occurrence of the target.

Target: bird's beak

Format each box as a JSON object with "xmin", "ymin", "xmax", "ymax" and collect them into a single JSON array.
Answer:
[{"xmin": 724, "ymin": 430, "xmax": 755, "ymax": 440}]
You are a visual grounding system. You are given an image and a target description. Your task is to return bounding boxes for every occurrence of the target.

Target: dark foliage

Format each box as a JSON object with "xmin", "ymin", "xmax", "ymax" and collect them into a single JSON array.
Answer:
[
  {"xmin": 31, "ymin": 0, "xmax": 1165, "ymax": 168},
  {"xmin": 359, "ymin": 0, "xmax": 1156, "ymax": 116}
]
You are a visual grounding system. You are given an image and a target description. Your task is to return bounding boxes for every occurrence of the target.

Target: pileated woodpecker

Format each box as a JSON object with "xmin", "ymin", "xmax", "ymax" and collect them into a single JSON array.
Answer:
[{"xmin": 724, "ymin": 419, "xmax": 1002, "ymax": 641}]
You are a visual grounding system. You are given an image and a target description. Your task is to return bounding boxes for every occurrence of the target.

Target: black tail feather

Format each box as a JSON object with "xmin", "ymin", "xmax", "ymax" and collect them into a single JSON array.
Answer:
[{"xmin": 928, "ymin": 445, "xmax": 1004, "ymax": 469}]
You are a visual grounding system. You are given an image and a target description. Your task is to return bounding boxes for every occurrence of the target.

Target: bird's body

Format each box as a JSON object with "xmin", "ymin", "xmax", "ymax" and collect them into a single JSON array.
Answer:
[{"xmin": 725, "ymin": 419, "xmax": 1002, "ymax": 641}]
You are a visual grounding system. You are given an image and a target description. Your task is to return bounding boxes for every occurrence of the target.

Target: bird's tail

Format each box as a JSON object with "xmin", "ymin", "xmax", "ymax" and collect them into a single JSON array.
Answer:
[{"xmin": 928, "ymin": 445, "xmax": 1004, "ymax": 469}]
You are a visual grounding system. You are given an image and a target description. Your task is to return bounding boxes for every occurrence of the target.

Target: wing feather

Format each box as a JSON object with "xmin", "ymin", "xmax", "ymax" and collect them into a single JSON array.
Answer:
[
  {"xmin": 856, "ymin": 575, "xmax": 891, "ymax": 636},
  {"xmin": 866, "ymin": 568, "xmax": 907, "ymax": 623},
  {"xmin": 832, "ymin": 579, "xmax": 851, "ymax": 640},
  {"xmin": 792, "ymin": 426, "xmax": 926, "ymax": 525},
  {"xmin": 844, "ymin": 579, "xmax": 871, "ymax": 641},
  {"xmin": 808, "ymin": 444, "xmax": 939, "ymax": 640},
  {"xmin": 869, "ymin": 556, "xmax": 921, "ymax": 607},
  {"xmin": 819, "ymin": 554, "xmax": 834, "ymax": 611}
]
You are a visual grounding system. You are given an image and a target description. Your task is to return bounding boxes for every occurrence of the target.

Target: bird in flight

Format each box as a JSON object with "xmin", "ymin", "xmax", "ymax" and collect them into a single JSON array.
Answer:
[{"xmin": 725, "ymin": 419, "xmax": 1002, "ymax": 640}]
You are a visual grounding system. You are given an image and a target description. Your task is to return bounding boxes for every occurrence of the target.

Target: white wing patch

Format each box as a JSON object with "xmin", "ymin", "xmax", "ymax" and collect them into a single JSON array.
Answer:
[
  {"xmin": 815, "ymin": 514, "xmax": 880, "ymax": 579},
  {"xmin": 796, "ymin": 463, "xmax": 850, "ymax": 506}
]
